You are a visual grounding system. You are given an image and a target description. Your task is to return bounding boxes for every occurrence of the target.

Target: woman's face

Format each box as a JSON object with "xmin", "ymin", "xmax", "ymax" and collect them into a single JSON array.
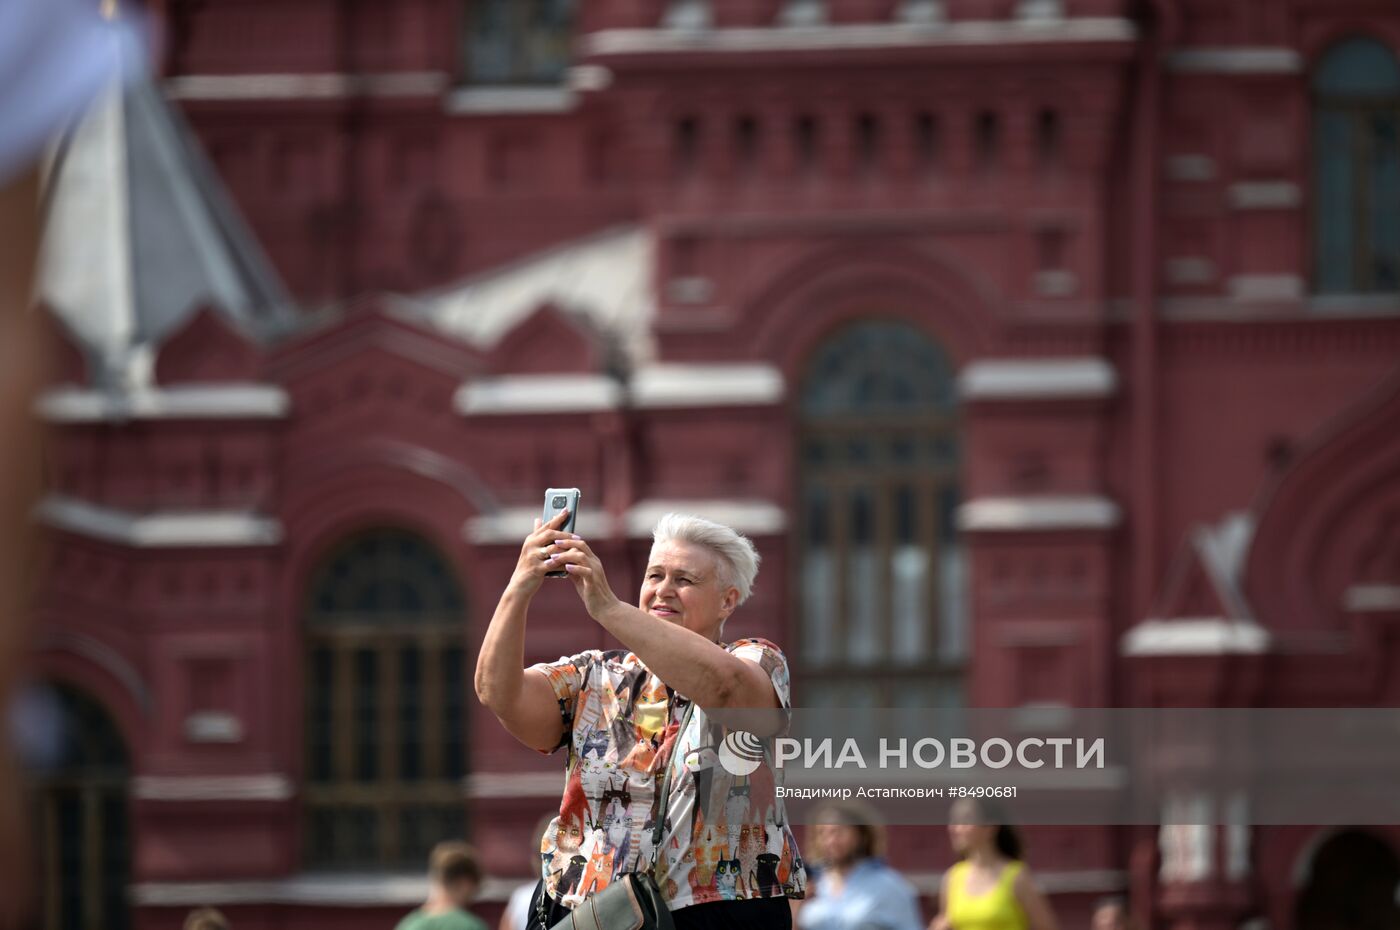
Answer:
[
  {"xmin": 639, "ymin": 540, "xmax": 738, "ymax": 642},
  {"xmin": 948, "ymin": 799, "xmax": 994, "ymax": 855}
]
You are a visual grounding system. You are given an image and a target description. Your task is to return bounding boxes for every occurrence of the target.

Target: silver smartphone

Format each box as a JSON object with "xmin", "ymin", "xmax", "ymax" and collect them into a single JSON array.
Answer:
[{"xmin": 542, "ymin": 488, "xmax": 580, "ymax": 578}]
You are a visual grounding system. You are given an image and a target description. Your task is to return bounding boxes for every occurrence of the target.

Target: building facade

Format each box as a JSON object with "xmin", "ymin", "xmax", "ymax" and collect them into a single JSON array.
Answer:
[{"xmin": 26, "ymin": 2, "xmax": 1400, "ymax": 930}]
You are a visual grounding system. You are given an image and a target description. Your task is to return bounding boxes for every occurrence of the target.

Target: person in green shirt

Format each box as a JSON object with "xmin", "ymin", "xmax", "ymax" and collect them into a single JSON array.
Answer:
[{"xmin": 397, "ymin": 841, "xmax": 490, "ymax": 930}]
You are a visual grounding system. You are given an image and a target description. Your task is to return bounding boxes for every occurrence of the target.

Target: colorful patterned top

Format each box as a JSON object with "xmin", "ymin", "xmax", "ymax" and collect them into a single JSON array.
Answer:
[
  {"xmin": 529, "ymin": 637, "xmax": 807, "ymax": 911},
  {"xmin": 945, "ymin": 861, "xmax": 1028, "ymax": 930}
]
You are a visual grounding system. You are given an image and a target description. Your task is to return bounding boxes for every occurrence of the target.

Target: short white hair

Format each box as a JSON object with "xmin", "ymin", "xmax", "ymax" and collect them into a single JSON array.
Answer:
[{"xmin": 650, "ymin": 513, "xmax": 760, "ymax": 604}]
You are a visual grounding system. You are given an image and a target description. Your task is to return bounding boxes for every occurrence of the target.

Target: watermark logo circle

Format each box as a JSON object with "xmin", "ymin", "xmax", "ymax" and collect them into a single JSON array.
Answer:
[{"xmin": 718, "ymin": 730, "xmax": 765, "ymax": 776}]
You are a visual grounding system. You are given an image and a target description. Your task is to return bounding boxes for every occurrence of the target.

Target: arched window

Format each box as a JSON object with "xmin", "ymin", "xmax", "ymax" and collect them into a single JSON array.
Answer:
[
  {"xmin": 304, "ymin": 529, "xmax": 467, "ymax": 869},
  {"xmin": 797, "ymin": 322, "xmax": 966, "ymax": 717},
  {"xmin": 463, "ymin": 0, "xmax": 574, "ymax": 85},
  {"xmin": 1313, "ymin": 37, "xmax": 1400, "ymax": 293},
  {"xmin": 30, "ymin": 685, "xmax": 130, "ymax": 930}
]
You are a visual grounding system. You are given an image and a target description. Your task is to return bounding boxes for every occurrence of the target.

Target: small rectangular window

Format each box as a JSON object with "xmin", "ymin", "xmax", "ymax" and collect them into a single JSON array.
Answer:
[
  {"xmin": 1312, "ymin": 38, "xmax": 1400, "ymax": 294},
  {"xmin": 463, "ymin": 0, "xmax": 573, "ymax": 85},
  {"xmin": 735, "ymin": 115, "xmax": 760, "ymax": 176},
  {"xmin": 674, "ymin": 116, "xmax": 701, "ymax": 178},
  {"xmin": 1036, "ymin": 108, "xmax": 1061, "ymax": 172},
  {"xmin": 795, "ymin": 114, "xmax": 820, "ymax": 174},
  {"xmin": 975, "ymin": 110, "xmax": 1000, "ymax": 172},
  {"xmin": 855, "ymin": 112, "xmax": 880, "ymax": 175},
  {"xmin": 915, "ymin": 111, "xmax": 940, "ymax": 171}
]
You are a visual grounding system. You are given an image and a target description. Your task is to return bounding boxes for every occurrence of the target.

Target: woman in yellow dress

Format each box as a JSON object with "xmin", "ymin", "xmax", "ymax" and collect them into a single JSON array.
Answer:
[{"xmin": 929, "ymin": 799, "xmax": 1059, "ymax": 930}]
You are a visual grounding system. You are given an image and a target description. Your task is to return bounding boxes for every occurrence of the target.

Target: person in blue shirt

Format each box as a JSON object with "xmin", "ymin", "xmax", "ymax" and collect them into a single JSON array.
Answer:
[{"xmin": 797, "ymin": 801, "xmax": 924, "ymax": 930}]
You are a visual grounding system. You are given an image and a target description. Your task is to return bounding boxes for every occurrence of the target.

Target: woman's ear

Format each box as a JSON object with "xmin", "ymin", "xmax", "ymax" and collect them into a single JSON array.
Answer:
[{"xmin": 721, "ymin": 587, "xmax": 739, "ymax": 617}]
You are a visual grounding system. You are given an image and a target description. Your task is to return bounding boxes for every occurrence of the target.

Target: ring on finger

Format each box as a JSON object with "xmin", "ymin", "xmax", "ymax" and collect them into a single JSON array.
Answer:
[{"xmin": 540, "ymin": 545, "xmax": 551, "ymax": 559}]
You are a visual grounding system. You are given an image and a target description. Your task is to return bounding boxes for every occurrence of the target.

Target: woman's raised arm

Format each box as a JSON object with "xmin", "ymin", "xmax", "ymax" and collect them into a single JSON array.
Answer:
[
  {"xmin": 473, "ymin": 512, "xmax": 575, "ymax": 753},
  {"xmin": 549, "ymin": 537, "xmax": 783, "ymax": 715}
]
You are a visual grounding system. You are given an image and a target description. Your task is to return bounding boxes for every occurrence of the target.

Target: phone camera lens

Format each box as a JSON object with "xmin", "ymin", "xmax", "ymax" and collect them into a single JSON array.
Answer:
[{"xmin": 552, "ymin": 496, "xmax": 567, "ymax": 508}]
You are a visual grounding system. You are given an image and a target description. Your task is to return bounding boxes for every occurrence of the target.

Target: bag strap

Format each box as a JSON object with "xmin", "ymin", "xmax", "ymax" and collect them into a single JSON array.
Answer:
[
  {"xmin": 643, "ymin": 693, "xmax": 790, "ymax": 856},
  {"xmin": 648, "ymin": 696, "xmax": 696, "ymax": 867},
  {"xmin": 767, "ymin": 738, "xmax": 787, "ymax": 829},
  {"xmin": 533, "ymin": 879, "xmax": 549, "ymax": 929}
]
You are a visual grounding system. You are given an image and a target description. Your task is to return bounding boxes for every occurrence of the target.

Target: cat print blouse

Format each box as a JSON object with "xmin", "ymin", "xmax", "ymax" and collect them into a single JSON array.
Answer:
[{"xmin": 529, "ymin": 638, "xmax": 807, "ymax": 911}]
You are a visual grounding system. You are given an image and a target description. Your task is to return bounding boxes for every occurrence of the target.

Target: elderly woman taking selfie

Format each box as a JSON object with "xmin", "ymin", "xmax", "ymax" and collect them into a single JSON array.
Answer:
[{"xmin": 475, "ymin": 511, "xmax": 806, "ymax": 930}]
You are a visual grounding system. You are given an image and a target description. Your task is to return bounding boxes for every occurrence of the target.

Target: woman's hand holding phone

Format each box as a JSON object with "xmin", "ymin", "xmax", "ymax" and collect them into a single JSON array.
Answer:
[
  {"xmin": 546, "ymin": 535, "xmax": 621, "ymax": 621},
  {"xmin": 509, "ymin": 510, "xmax": 581, "ymax": 597}
]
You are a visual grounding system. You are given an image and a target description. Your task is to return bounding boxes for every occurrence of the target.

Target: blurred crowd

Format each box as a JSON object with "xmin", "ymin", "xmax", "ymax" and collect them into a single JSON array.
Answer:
[
  {"xmin": 168, "ymin": 800, "xmax": 1138, "ymax": 930},
  {"xmin": 150, "ymin": 795, "xmax": 1098, "ymax": 930},
  {"xmin": 483, "ymin": 797, "xmax": 1091, "ymax": 930}
]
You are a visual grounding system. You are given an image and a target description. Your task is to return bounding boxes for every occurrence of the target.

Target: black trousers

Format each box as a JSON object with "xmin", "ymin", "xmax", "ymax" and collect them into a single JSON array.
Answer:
[{"xmin": 525, "ymin": 880, "xmax": 793, "ymax": 930}]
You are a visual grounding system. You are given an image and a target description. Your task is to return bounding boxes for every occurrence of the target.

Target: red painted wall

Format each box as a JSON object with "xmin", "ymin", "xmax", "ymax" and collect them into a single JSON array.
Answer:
[{"xmin": 33, "ymin": 2, "xmax": 1400, "ymax": 929}]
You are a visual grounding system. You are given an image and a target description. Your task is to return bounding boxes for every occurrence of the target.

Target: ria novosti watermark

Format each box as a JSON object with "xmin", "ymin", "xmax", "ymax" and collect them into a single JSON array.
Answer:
[
  {"xmin": 766, "ymin": 735, "xmax": 1105, "ymax": 772},
  {"xmin": 700, "ymin": 708, "xmax": 1400, "ymax": 825}
]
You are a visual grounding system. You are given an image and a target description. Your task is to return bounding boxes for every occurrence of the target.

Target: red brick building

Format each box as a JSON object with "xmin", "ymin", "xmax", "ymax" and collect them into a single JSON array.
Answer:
[{"xmin": 26, "ymin": 2, "xmax": 1400, "ymax": 930}]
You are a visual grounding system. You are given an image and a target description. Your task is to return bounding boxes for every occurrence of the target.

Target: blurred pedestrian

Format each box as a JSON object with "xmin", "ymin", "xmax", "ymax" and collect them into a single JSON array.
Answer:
[
  {"xmin": 929, "ymin": 798, "xmax": 1058, "ymax": 930},
  {"xmin": 797, "ymin": 800, "xmax": 923, "ymax": 930},
  {"xmin": 1089, "ymin": 897, "xmax": 1128, "ymax": 930},
  {"xmin": 500, "ymin": 881, "xmax": 536, "ymax": 930},
  {"xmin": 183, "ymin": 908, "xmax": 230, "ymax": 930},
  {"xmin": 396, "ymin": 841, "xmax": 489, "ymax": 930},
  {"xmin": 499, "ymin": 814, "xmax": 558, "ymax": 930}
]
